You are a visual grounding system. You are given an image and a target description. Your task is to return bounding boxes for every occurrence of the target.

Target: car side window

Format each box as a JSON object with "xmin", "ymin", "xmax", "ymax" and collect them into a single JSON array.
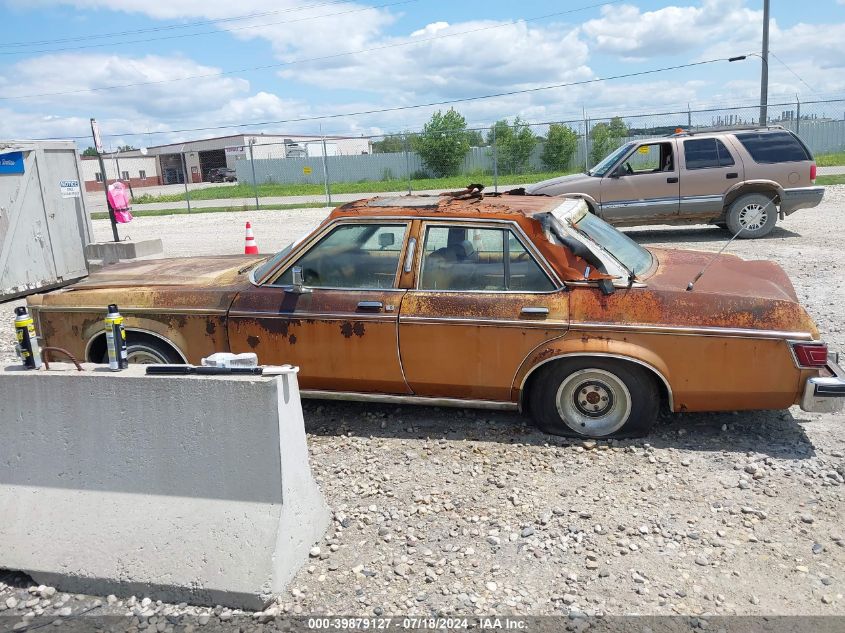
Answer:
[
  {"xmin": 419, "ymin": 226, "xmax": 554, "ymax": 292},
  {"xmin": 276, "ymin": 223, "xmax": 407, "ymax": 289},
  {"xmin": 734, "ymin": 131, "xmax": 811, "ymax": 163},
  {"xmin": 684, "ymin": 138, "xmax": 736, "ymax": 169},
  {"xmin": 622, "ymin": 142, "xmax": 674, "ymax": 175}
]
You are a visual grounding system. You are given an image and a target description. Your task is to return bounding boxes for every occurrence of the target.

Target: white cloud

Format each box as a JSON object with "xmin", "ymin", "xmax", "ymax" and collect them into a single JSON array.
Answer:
[{"xmin": 581, "ymin": 0, "xmax": 761, "ymax": 59}]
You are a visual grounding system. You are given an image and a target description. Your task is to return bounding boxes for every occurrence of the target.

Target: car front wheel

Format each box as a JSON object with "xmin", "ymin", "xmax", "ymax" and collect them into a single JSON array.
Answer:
[
  {"xmin": 725, "ymin": 193, "xmax": 778, "ymax": 238},
  {"xmin": 530, "ymin": 358, "xmax": 660, "ymax": 438}
]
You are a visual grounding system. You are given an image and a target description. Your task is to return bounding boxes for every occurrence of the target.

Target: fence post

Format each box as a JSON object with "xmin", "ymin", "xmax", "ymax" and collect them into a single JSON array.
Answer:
[
  {"xmin": 248, "ymin": 138, "xmax": 260, "ymax": 212},
  {"xmin": 492, "ymin": 124, "xmax": 499, "ymax": 193},
  {"xmin": 583, "ymin": 110, "xmax": 590, "ymax": 172},
  {"xmin": 795, "ymin": 96, "xmax": 801, "ymax": 137},
  {"xmin": 320, "ymin": 129, "xmax": 332, "ymax": 207},
  {"xmin": 180, "ymin": 150, "xmax": 192, "ymax": 214},
  {"xmin": 687, "ymin": 104, "xmax": 692, "ymax": 130},
  {"xmin": 403, "ymin": 134, "xmax": 412, "ymax": 195}
]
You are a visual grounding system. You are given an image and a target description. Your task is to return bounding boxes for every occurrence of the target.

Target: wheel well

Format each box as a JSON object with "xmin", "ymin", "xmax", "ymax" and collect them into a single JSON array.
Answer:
[
  {"xmin": 723, "ymin": 186, "xmax": 780, "ymax": 214},
  {"xmin": 520, "ymin": 355, "xmax": 672, "ymax": 414},
  {"xmin": 86, "ymin": 330, "xmax": 184, "ymax": 362}
]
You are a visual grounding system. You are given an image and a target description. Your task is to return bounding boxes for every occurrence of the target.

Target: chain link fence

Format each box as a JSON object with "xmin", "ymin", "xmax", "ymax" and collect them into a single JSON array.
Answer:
[{"xmin": 127, "ymin": 98, "xmax": 845, "ymax": 211}]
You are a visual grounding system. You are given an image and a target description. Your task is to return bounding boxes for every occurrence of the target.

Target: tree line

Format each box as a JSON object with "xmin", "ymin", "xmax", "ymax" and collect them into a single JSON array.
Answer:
[{"xmin": 371, "ymin": 108, "xmax": 630, "ymax": 177}]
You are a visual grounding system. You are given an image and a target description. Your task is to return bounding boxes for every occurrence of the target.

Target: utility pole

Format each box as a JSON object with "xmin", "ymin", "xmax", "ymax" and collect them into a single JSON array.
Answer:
[{"xmin": 759, "ymin": 0, "xmax": 770, "ymax": 125}]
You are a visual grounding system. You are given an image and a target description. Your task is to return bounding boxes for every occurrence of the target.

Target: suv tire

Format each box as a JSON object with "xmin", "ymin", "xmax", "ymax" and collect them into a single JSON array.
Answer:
[
  {"xmin": 725, "ymin": 193, "xmax": 778, "ymax": 239},
  {"xmin": 530, "ymin": 358, "xmax": 659, "ymax": 438}
]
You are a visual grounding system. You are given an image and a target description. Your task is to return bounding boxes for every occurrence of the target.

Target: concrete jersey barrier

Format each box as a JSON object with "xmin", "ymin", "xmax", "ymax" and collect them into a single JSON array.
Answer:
[{"xmin": 0, "ymin": 363, "xmax": 330, "ymax": 609}]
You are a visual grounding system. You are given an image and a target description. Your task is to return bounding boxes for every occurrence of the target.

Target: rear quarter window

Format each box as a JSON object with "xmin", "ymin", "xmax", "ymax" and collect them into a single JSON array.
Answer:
[{"xmin": 734, "ymin": 131, "xmax": 812, "ymax": 163}]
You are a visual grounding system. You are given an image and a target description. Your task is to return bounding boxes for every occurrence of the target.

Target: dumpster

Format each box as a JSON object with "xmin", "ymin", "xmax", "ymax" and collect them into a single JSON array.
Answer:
[{"xmin": 0, "ymin": 140, "xmax": 92, "ymax": 302}]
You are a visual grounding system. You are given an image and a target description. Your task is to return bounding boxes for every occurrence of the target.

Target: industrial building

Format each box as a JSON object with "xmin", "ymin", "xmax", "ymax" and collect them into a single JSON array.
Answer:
[{"xmin": 80, "ymin": 133, "xmax": 372, "ymax": 192}]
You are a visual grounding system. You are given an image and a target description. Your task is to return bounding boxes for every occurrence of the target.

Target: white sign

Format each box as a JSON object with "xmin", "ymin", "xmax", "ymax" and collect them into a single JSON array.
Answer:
[
  {"xmin": 90, "ymin": 119, "xmax": 104, "ymax": 154},
  {"xmin": 60, "ymin": 179, "xmax": 81, "ymax": 198}
]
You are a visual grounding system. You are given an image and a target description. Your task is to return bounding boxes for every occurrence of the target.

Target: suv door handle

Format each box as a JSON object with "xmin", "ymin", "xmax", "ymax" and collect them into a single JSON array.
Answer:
[
  {"xmin": 357, "ymin": 301, "xmax": 383, "ymax": 311},
  {"xmin": 666, "ymin": 177, "xmax": 679, "ymax": 184},
  {"xmin": 520, "ymin": 307, "xmax": 549, "ymax": 318},
  {"xmin": 726, "ymin": 172, "xmax": 739, "ymax": 179}
]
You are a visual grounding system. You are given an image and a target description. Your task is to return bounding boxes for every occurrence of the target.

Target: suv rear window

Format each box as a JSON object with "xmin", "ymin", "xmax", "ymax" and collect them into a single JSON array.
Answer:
[
  {"xmin": 734, "ymin": 131, "xmax": 812, "ymax": 163},
  {"xmin": 684, "ymin": 138, "xmax": 735, "ymax": 169}
]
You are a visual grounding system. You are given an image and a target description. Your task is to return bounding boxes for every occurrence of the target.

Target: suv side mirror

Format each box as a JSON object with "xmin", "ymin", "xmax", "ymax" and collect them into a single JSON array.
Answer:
[{"xmin": 289, "ymin": 266, "xmax": 312, "ymax": 294}]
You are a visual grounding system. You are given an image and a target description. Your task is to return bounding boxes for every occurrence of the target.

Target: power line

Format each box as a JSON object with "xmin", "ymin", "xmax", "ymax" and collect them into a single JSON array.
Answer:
[
  {"xmin": 0, "ymin": 0, "xmax": 419, "ymax": 56},
  {"xmin": 53, "ymin": 56, "xmax": 737, "ymax": 139},
  {"xmin": 1, "ymin": 0, "xmax": 623, "ymax": 101},
  {"xmin": 0, "ymin": 0, "xmax": 353, "ymax": 48},
  {"xmin": 769, "ymin": 50, "xmax": 818, "ymax": 95}
]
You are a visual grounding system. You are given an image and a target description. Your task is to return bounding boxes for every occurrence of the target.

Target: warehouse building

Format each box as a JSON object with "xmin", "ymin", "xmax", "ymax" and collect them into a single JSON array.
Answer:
[{"xmin": 81, "ymin": 133, "xmax": 372, "ymax": 191}]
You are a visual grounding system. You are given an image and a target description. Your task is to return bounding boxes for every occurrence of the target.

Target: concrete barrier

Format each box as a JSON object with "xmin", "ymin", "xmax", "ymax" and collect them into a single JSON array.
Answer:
[{"xmin": 0, "ymin": 363, "xmax": 330, "ymax": 609}]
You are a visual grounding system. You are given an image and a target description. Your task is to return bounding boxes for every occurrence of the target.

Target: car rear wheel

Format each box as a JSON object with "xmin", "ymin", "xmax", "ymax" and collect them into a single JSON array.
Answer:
[
  {"xmin": 725, "ymin": 193, "xmax": 778, "ymax": 238},
  {"xmin": 101, "ymin": 335, "xmax": 181, "ymax": 365},
  {"xmin": 530, "ymin": 358, "xmax": 660, "ymax": 438}
]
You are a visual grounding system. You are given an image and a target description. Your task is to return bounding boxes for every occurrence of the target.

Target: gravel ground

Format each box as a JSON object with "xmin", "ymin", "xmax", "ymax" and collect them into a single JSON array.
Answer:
[{"xmin": 1, "ymin": 189, "xmax": 844, "ymax": 627}]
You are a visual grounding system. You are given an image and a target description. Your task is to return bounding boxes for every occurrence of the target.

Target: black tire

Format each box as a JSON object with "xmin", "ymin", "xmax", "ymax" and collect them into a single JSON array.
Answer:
[
  {"xmin": 725, "ymin": 193, "xmax": 778, "ymax": 239},
  {"xmin": 530, "ymin": 358, "xmax": 660, "ymax": 438},
  {"xmin": 101, "ymin": 334, "xmax": 181, "ymax": 365}
]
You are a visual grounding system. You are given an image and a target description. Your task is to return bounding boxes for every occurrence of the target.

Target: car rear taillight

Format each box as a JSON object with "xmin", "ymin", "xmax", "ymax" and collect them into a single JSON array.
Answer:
[
  {"xmin": 792, "ymin": 342, "xmax": 828, "ymax": 368},
  {"xmin": 810, "ymin": 163, "xmax": 817, "ymax": 183}
]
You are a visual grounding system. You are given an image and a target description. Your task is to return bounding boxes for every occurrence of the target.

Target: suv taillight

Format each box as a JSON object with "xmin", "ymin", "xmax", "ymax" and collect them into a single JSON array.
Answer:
[
  {"xmin": 810, "ymin": 163, "xmax": 817, "ymax": 183},
  {"xmin": 792, "ymin": 342, "xmax": 828, "ymax": 368}
]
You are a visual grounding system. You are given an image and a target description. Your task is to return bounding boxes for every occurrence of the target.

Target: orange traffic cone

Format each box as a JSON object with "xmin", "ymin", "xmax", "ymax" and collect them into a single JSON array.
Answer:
[{"xmin": 244, "ymin": 221, "xmax": 259, "ymax": 255}]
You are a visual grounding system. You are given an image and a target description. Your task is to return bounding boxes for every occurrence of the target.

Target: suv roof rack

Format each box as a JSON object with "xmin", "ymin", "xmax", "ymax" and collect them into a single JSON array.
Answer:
[{"xmin": 668, "ymin": 124, "xmax": 786, "ymax": 137}]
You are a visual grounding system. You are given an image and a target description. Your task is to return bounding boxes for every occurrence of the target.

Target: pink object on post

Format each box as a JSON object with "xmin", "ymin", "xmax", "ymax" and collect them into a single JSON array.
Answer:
[{"xmin": 107, "ymin": 181, "xmax": 133, "ymax": 223}]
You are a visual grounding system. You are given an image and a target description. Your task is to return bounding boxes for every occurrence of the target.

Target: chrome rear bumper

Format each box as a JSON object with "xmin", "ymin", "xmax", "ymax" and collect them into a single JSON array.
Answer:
[{"xmin": 801, "ymin": 353, "xmax": 845, "ymax": 414}]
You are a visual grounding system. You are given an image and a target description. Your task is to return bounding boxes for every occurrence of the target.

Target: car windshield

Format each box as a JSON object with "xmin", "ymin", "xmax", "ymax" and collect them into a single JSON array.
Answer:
[
  {"xmin": 589, "ymin": 142, "xmax": 634, "ymax": 177},
  {"xmin": 570, "ymin": 211, "xmax": 654, "ymax": 276}
]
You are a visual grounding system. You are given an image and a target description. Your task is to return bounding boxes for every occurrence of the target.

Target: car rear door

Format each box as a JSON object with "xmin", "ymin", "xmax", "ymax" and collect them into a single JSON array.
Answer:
[
  {"xmin": 600, "ymin": 140, "xmax": 680, "ymax": 223},
  {"xmin": 397, "ymin": 221, "xmax": 568, "ymax": 403},
  {"xmin": 227, "ymin": 221, "xmax": 412, "ymax": 394},
  {"xmin": 678, "ymin": 137, "xmax": 742, "ymax": 219}
]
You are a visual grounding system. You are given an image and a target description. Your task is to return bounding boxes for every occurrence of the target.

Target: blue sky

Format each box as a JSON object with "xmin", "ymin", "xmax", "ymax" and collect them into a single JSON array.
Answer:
[{"xmin": 1, "ymin": 0, "xmax": 843, "ymax": 148}]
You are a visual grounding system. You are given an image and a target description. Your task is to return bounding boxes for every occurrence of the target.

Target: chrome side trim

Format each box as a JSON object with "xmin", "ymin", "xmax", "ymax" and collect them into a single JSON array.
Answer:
[
  {"xmin": 228, "ymin": 310, "xmax": 397, "ymax": 322},
  {"xmin": 601, "ymin": 196, "xmax": 680, "ymax": 210},
  {"xmin": 84, "ymin": 328, "xmax": 189, "ymax": 363},
  {"xmin": 399, "ymin": 315, "xmax": 569, "ymax": 329},
  {"xmin": 300, "ymin": 390, "xmax": 518, "ymax": 411},
  {"xmin": 571, "ymin": 321, "xmax": 814, "ymax": 341},
  {"xmin": 518, "ymin": 352, "xmax": 674, "ymax": 412},
  {"xmin": 36, "ymin": 306, "xmax": 226, "ymax": 315}
]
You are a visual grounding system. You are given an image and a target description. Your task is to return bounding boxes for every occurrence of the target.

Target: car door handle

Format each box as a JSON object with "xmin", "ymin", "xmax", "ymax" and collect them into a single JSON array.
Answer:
[
  {"xmin": 357, "ymin": 301, "xmax": 383, "ymax": 311},
  {"xmin": 726, "ymin": 172, "xmax": 739, "ymax": 179},
  {"xmin": 666, "ymin": 177, "xmax": 679, "ymax": 184},
  {"xmin": 520, "ymin": 307, "xmax": 549, "ymax": 317}
]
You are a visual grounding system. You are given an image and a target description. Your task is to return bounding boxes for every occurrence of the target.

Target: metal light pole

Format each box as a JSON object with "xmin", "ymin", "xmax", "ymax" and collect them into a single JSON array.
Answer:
[
  {"xmin": 759, "ymin": 0, "xmax": 770, "ymax": 125},
  {"xmin": 179, "ymin": 147, "xmax": 192, "ymax": 213},
  {"xmin": 90, "ymin": 118, "xmax": 119, "ymax": 242}
]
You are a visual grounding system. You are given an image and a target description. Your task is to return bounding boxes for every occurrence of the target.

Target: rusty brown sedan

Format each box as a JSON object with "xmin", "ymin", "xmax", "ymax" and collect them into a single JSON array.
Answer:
[{"xmin": 27, "ymin": 194, "xmax": 845, "ymax": 437}]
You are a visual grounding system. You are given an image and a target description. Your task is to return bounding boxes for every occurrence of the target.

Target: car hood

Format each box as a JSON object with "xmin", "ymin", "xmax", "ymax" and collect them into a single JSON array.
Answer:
[
  {"xmin": 70, "ymin": 255, "xmax": 264, "ymax": 290},
  {"xmin": 646, "ymin": 248, "xmax": 798, "ymax": 302},
  {"xmin": 569, "ymin": 247, "xmax": 819, "ymax": 337},
  {"xmin": 524, "ymin": 173, "xmax": 597, "ymax": 195}
]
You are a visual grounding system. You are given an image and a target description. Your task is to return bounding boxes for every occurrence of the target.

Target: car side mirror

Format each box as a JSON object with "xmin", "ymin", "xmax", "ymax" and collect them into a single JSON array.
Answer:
[
  {"xmin": 378, "ymin": 233, "xmax": 395, "ymax": 248},
  {"xmin": 289, "ymin": 266, "xmax": 312, "ymax": 294}
]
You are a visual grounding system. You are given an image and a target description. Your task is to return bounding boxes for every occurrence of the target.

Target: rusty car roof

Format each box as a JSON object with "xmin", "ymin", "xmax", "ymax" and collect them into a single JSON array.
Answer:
[{"xmin": 331, "ymin": 193, "xmax": 564, "ymax": 221}]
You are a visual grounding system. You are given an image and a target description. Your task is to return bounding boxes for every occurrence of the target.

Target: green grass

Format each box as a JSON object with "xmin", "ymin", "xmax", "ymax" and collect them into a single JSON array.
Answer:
[
  {"xmin": 91, "ymin": 201, "xmax": 328, "ymax": 220},
  {"xmin": 133, "ymin": 170, "xmax": 577, "ymax": 204},
  {"xmin": 816, "ymin": 174, "xmax": 845, "ymax": 186},
  {"xmin": 815, "ymin": 152, "xmax": 845, "ymax": 167}
]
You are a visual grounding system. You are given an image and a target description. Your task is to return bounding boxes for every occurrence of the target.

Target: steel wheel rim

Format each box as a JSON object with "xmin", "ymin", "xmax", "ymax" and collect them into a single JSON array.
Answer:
[
  {"xmin": 555, "ymin": 369, "xmax": 632, "ymax": 437},
  {"xmin": 126, "ymin": 348, "xmax": 167, "ymax": 364},
  {"xmin": 738, "ymin": 203, "xmax": 767, "ymax": 231}
]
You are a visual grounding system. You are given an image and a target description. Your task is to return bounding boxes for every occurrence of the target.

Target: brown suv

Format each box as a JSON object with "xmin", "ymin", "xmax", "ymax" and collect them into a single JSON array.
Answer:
[{"xmin": 524, "ymin": 127, "xmax": 823, "ymax": 238}]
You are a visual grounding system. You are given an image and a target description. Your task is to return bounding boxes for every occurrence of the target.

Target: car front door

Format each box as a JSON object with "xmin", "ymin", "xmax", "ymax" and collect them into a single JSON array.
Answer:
[
  {"xmin": 398, "ymin": 222, "xmax": 569, "ymax": 403},
  {"xmin": 600, "ymin": 140, "xmax": 680, "ymax": 223},
  {"xmin": 678, "ymin": 137, "xmax": 743, "ymax": 219},
  {"xmin": 228, "ymin": 221, "xmax": 411, "ymax": 394}
]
